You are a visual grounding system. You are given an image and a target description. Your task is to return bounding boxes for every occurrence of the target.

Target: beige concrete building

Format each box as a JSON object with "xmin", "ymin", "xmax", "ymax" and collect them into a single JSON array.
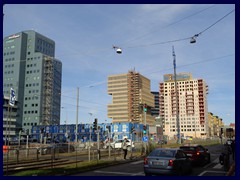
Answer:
[
  {"xmin": 108, "ymin": 70, "xmax": 155, "ymax": 125},
  {"xmin": 208, "ymin": 112, "xmax": 224, "ymax": 137},
  {"xmin": 159, "ymin": 73, "xmax": 209, "ymax": 139}
]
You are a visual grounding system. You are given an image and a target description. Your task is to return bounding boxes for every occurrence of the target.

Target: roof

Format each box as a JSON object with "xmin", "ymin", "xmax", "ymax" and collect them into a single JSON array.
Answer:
[{"xmin": 180, "ymin": 144, "xmax": 200, "ymax": 147}]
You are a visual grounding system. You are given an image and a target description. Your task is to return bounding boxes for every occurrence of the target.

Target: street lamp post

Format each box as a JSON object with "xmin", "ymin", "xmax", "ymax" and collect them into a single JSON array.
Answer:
[{"xmin": 172, "ymin": 46, "xmax": 181, "ymax": 144}]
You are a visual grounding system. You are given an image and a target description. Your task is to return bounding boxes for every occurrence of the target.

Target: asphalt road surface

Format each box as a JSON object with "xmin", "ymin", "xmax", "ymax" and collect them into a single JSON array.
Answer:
[{"xmin": 71, "ymin": 144, "xmax": 232, "ymax": 176}]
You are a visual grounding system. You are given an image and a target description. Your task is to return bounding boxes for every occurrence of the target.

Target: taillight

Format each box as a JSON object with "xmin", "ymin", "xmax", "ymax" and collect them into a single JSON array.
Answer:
[
  {"xmin": 168, "ymin": 159, "xmax": 174, "ymax": 166},
  {"xmin": 143, "ymin": 157, "xmax": 148, "ymax": 165},
  {"xmin": 196, "ymin": 152, "xmax": 200, "ymax": 155}
]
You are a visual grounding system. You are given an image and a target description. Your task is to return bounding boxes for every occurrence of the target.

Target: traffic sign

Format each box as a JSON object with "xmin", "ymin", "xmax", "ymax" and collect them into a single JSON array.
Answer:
[
  {"xmin": 142, "ymin": 136, "xmax": 148, "ymax": 142},
  {"xmin": 9, "ymin": 88, "xmax": 16, "ymax": 106}
]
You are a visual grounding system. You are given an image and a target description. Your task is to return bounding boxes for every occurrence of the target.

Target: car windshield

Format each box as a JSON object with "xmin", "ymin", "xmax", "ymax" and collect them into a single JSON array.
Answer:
[{"xmin": 149, "ymin": 149, "xmax": 175, "ymax": 157}]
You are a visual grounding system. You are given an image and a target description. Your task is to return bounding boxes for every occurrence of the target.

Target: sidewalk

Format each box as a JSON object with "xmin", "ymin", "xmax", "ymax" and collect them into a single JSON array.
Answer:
[{"xmin": 226, "ymin": 153, "xmax": 235, "ymax": 176}]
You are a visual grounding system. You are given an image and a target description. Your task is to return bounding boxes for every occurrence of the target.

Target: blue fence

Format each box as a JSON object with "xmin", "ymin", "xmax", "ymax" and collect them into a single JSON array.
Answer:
[{"xmin": 31, "ymin": 123, "xmax": 148, "ymax": 142}]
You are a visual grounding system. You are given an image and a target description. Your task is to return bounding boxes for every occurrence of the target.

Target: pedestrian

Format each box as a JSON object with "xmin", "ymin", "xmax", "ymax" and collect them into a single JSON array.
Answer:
[
  {"xmin": 122, "ymin": 138, "xmax": 128, "ymax": 159},
  {"xmin": 231, "ymin": 140, "xmax": 235, "ymax": 160}
]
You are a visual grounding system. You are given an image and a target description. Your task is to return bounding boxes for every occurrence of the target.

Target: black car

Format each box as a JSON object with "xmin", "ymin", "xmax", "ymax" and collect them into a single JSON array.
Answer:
[{"xmin": 179, "ymin": 144, "xmax": 211, "ymax": 165}]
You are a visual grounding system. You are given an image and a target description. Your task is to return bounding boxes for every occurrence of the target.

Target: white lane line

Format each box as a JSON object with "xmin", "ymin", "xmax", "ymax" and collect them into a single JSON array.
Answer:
[
  {"xmin": 130, "ymin": 160, "xmax": 143, "ymax": 165},
  {"xmin": 213, "ymin": 163, "xmax": 223, "ymax": 169},
  {"xmin": 198, "ymin": 171, "xmax": 225, "ymax": 176},
  {"xmin": 203, "ymin": 157, "xmax": 220, "ymax": 168},
  {"xmin": 94, "ymin": 170, "xmax": 144, "ymax": 176},
  {"xmin": 213, "ymin": 158, "xmax": 219, "ymax": 163}
]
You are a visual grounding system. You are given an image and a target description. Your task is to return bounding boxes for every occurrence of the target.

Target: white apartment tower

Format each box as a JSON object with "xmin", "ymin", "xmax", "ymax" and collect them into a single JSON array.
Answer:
[{"xmin": 159, "ymin": 73, "xmax": 209, "ymax": 139}]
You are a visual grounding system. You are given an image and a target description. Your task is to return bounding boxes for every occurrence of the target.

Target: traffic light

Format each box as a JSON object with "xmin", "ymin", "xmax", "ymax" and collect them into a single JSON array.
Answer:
[
  {"xmin": 143, "ymin": 104, "xmax": 147, "ymax": 112},
  {"xmin": 26, "ymin": 129, "xmax": 29, "ymax": 135},
  {"xmin": 143, "ymin": 125, "xmax": 147, "ymax": 134},
  {"xmin": 93, "ymin": 118, "xmax": 98, "ymax": 130}
]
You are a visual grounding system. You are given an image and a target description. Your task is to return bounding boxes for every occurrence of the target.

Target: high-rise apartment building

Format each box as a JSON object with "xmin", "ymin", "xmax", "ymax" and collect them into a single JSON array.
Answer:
[
  {"xmin": 108, "ymin": 70, "xmax": 155, "ymax": 125},
  {"xmin": 151, "ymin": 91, "xmax": 159, "ymax": 117},
  {"xmin": 3, "ymin": 30, "xmax": 62, "ymax": 133},
  {"xmin": 159, "ymin": 73, "xmax": 209, "ymax": 139}
]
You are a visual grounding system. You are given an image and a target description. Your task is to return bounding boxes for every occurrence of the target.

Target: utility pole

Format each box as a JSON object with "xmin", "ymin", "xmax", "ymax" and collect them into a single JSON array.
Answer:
[
  {"xmin": 172, "ymin": 46, "xmax": 181, "ymax": 144},
  {"xmin": 75, "ymin": 87, "xmax": 79, "ymax": 143}
]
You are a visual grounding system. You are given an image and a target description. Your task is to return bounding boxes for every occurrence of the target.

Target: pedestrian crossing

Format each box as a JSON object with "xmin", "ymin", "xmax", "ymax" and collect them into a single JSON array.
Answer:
[{"xmin": 211, "ymin": 158, "xmax": 223, "ymax": 169}]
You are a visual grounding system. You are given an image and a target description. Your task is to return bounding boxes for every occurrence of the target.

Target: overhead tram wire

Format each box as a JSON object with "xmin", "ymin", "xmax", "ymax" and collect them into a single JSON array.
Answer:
[
  {"xmin": 51, "ymin": 5, "xmax": 216, "ymax": 59},
  {"xmin": 119, "ymin": 9, "xmax": 235, "ymax": 50},
  {"xmin": 118, "ymin": 4, "xmax": 216, "ymax": 48},
  {"xmin": 190, "ymin": 9, "xmax": 235, "ymax": 41},
  {"xmin": 143, "ymin": 53, "xmax": 234, "ymax": 76}
]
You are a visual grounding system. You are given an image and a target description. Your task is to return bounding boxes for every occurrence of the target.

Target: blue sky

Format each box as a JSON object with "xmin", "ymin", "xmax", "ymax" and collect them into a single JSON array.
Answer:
[{"xmin": 3, "ymin": 4, "xmax": 235, "ymax": 126}]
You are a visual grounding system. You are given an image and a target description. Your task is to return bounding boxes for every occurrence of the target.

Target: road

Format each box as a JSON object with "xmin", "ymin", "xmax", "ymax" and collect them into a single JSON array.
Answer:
[{"xmin": 71, "ymin": 144, "xmax": 233, "ymax": 176}]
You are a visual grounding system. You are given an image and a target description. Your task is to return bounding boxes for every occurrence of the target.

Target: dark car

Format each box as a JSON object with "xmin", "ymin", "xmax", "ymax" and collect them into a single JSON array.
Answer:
[
  {"xmin": 143, "ymin": 148, "xmax": 192, "ymax": 176},
  {"xmin": 179, "ymin": 144, "xmax": 211, "ymax": 165}
]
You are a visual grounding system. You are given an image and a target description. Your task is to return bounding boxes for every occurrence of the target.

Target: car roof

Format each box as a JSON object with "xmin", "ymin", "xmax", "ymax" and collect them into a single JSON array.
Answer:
[
  {"xmin": 180, "ymin": 144, "xmax": 200, "ymax": 147},
  {"xmin": 155, "ymin": 148, "xmax": 179, "ymax": 151}
]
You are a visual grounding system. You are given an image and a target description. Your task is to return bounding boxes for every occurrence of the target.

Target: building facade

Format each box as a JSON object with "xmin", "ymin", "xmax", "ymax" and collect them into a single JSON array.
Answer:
[
  {"xmin": 3, "ymin": 96, "xmax": 19, "ymax": 139},
  {"xmin": 3, "ymin": 30, "xmax": 62, "ymax": 134},
  {"xmin": 108, "ymin": 70, "xmax": 155, "ymax": 125},
  {"xmin": 208, "ymin": 112, "xmax": 224, "ymax": 137},
  {"xmin": 159, "ymin": 73, "xmax": 209, "ymax": 139},
  {"xmin": 151, "ymin": 91, "xmax": 160, "ymax": 117}
]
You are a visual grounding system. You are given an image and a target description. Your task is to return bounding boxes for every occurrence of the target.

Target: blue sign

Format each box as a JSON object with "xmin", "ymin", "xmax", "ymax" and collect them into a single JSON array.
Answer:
[
  {"xmin": 9, "ymin": 88, "xmax": 16, "ymax": 106},
  {"xmin": 142, "ymin": 136, "xmax": 148, "ymax": 142}
]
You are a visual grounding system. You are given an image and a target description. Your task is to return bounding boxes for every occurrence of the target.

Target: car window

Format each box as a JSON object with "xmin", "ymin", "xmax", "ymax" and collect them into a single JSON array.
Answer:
[
  {"xmin": 149, "ymin": 149, "xmax": 175, "ymax": 157},
  {"xmin": 198, "ymin": 146, "xmax": 205, "ymax": 152},
  {"xmin": 176, "ymin": 150, "xmax": 187, "ymax": 158}
]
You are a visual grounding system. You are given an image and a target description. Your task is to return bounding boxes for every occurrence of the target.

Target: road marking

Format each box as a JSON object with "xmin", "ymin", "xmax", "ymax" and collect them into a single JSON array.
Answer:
[
  {"xmin": 212, "ymin": 158, "xmax": 219, "ymax": 163},
  {"xmin": 130, "ymin": 160, "xmax": 143, "ymax": 165},
  {"xmin": 213, "ymin": 163, "xmax": 223, "ymax": 169},
  {"xmin": 203, "ymin": 157, "xmax": 219, "ymax": 169},
  {"xmin": 94, "ymin": 170, "xmax": 144, "ymax": 176},
  {"xmin": 198, "ymin": 171, "xmax": 225, "ymax": 176}
]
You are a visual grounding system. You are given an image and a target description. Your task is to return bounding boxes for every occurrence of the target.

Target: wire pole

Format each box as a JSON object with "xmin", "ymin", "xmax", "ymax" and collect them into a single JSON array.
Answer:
[
  {"xmin": 172, "ymin": 46, "xmax": 181, "ymax": 144},
  {"xmin": 75, "ymin": 87, "xmax": 79, "ymax": 143}
]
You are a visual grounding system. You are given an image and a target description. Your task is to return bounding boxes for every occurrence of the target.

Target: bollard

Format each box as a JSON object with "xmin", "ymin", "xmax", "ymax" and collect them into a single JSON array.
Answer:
[
  {"xmin": 37, "ymin": 148, "xmax": 40, "ymax": 161},
  {"xmin": 16, "ymin": 149, "xmax": 19, "ymax": 164},
  {"xmin": 97, "ymin": 149, "xmax": 101, "ymax": 160}
]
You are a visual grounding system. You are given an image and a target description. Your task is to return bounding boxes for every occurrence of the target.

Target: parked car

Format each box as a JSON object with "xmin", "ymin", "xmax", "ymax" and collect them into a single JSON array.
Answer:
[
  {"xmin": 103, "ymin": 139, "xmax": 134, "ymax": 150},
  {"xmin": 143, "ymin": 148, "xmax": 192, "ymax": 176},
  {"xmin": 179, "ymin": 144, "xmax": 211, "ymax": 165}
]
